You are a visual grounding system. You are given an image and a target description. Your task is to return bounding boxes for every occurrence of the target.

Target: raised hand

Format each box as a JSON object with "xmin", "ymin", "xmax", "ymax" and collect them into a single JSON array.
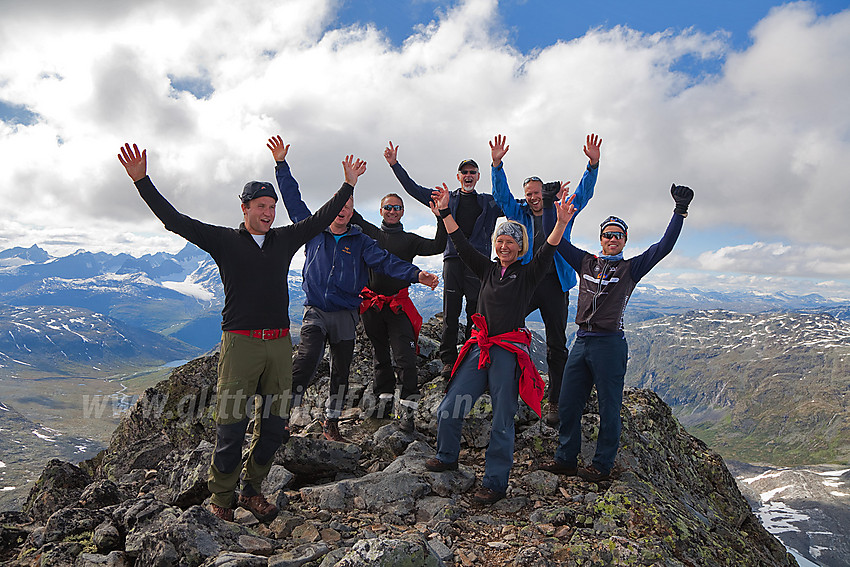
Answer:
[
  {"xmin": 267, "ymin": 135, "xmax": 290, "ymax": 162},
  {"xmin": 558, "ymin": 180, "xmax": 571, "ymax": 200},
  {"xmin": 418, "ymin": 270, "xmax": 439, "ymax": 290},
  {"xmin": 117, "ymin": 143, "xmax": 147, "ymax": 182},
  {"xmin": 583, "ymin": 133, "xmax": 602, "ymax": 166},
  {"xmin": 429, "ymin": 183, "xmax": 450, "ymax": 215},
  {"xmin": 384, "ymin": 141, "xmax": 399, "ymax": 166},
  {"xmin": 343, "ymin": 155, "xmax": 367, "ymax": 186},
  {"xmin": 489, "ymin": 134, "xmax": 509, "ymax": 167},
  {"xmin": 555, "ymin": 193, "xmax": 577, "ymax": 225},
  {"xmin": 671, "ymin": 184, "xmax": 694, "ymax": 216}
]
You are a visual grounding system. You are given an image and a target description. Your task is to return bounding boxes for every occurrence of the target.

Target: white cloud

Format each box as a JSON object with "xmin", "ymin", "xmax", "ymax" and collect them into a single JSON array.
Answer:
[{"xmin": 0, "ymin": 0, "xmax": 848, "ymax": 292}]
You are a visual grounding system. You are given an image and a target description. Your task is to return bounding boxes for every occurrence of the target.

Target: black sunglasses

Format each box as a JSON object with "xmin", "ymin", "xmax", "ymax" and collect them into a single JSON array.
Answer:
[
  {"xmin": 523, "ymin": 176, "xmax": 542, "ymax": 186},
  {"xmin": 382, "ymin": 204, "xmax": 403, "ymax": 211},
  {"xmin": 601, "ymin": 231, "xmax": 626, "ymax": 240},
  {"xmin": 460, "ymin": 169, "xmax": 479, "ymax": 175}
]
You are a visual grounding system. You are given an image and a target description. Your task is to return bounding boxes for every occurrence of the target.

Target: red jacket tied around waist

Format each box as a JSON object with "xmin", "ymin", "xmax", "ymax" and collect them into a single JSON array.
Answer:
[{"xmin": 450, "ymin": 313, "xmax": 545, "ymax": 417}]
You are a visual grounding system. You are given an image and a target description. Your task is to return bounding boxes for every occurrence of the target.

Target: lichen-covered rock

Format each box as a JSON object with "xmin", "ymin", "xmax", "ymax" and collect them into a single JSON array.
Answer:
[
  {"xmin": 2, "ymin": 318, "xmax": 799, "ymax": 567},
  {"xmin": 330, "ymin": 537, "xmax": 440, "ymax": 567},
  {"xmin": 22, "ymin": 459, "xmax": 92, "ymax": 523}
]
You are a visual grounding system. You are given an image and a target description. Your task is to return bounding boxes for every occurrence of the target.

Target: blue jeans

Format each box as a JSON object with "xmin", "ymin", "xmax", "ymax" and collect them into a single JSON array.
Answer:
[
  {"xmin": 435, "ymin": 345, "xmax": 520, "ymax": 494},
  {"xmin": 555, "ymin": 335, "xmax": 628, "ymax": 474}
]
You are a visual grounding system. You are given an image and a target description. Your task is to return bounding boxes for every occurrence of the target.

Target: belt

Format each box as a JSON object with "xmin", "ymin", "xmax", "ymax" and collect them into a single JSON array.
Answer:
[{"xmin": 228, "ymin": 328, "xmax": 289, "ymax": 340}]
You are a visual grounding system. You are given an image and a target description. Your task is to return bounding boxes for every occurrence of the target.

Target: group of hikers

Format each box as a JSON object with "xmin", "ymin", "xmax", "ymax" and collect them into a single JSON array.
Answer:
[{"xmin": 117, "ymin": 132, "xmax": 693, "ymax": 520}]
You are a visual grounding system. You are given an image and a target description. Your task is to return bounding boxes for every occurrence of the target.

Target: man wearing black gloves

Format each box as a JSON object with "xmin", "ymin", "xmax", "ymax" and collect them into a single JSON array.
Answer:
[
  {"xmin": 351, "ymin": 192, "xmax": 447, "ymax": 432},
  {"xmin": 117, "ymin": 142, "xmax": 363, "ymax": 523},
  {"xmin": 542, "ymin": 184, "xmax": 694, "ymax": 482}
]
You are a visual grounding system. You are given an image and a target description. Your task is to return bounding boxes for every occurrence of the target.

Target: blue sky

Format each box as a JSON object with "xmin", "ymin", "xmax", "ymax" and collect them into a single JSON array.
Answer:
[{"xmin": 1, "ymin": 0, "xmax": 849, "ymax": 298}]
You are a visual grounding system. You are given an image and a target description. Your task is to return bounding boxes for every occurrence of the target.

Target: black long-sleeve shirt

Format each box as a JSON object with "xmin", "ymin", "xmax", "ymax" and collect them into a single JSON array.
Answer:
[
  {"xmin": 449, "ymin": 228, "xmax": 555, "ymax": 337},
  {"xmin": 350, "ymin": 212, "xmax": 447, "ymax": 296},
  {"xmin": 135, "ymin": 175, "xmax": 353, "ymax": 331}
]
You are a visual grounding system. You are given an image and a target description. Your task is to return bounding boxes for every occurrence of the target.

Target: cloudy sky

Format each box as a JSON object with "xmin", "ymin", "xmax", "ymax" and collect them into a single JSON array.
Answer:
[{"xmin": 1, "ymin": 0, "xmax": 849, "ymax": 298}]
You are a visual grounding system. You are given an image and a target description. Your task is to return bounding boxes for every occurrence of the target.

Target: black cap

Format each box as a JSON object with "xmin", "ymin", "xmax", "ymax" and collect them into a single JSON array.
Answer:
[
  {"xmin": 240, "ymin": 181, "xmax": 278, "ymax": 203},
  {"xmin": 458, "ymin": 159, "xmax": 479, "ymax": 172}
]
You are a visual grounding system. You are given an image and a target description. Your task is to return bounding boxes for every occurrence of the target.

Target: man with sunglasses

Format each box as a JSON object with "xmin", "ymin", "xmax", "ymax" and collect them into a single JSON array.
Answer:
[
  {"xmin": 117, "ymin": 142, "xmax": 362, "ymax": 524},
  {"xmin": 267, "ymin": 136, "xmax": 438, "ymax": 443},
  {"xmin": 349, "ymin": 192, "xmax": 447, "ymax": 431},
  {"xmin": 384, "ymin": 142, "xmax": 503, "ymax": 379},
  {"xmin": 541, "ymin": 184, "xmax": 694, "ymax": 482},
  {"xmin": 489, "ymin": 133, "xmax": 601, "ymax": 426}
]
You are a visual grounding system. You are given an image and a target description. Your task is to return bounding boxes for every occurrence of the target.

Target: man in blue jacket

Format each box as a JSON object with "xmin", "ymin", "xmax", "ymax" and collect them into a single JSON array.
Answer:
[
  {"xmin": 268, "ymin": 136, "xmax": 438, "ymax": 442},
  {"xmin": 489, "ymin": 134, "xmax": 601, "ymax": 425},
  {"xmin": 384, "ymin": 142, "xmax": 503, "ymax": 378}
]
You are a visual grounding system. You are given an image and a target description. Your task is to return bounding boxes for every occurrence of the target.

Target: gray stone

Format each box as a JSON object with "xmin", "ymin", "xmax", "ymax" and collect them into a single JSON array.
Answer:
[
  {"xmin": 93, "ymin": 520, "xmax": 121, "ymax": 553},
  {"xmin": 424, "ymin": 537, "xmax": 453, "ymax": 562},
  {"xmin": 279, "ymin": 436, "xmax": 361, "ymax": 476},
  {"xmin": 44, "ymin": 507, "xmax": 107, "ymax": 543},
  {"xmin": 74, "ymin": 552, "xmax": 129, "ymax": 567},
  {"xmin": 331, "ymin": 537, "xmax": 440, "ymax": 567},
  {"xmin": 200, "ymin": 551, "xmax": 270, "ymax": 567},
  {"xmin": 162, "ymin": 441, "xmax": 214, "ymax": 508},
  {"xmin": 269, "ymin": 542, "xmax": 330, "ymax": 567},
  {"xmin": 262, "ymin": 464, "xmax": 295, "ymax": 494},
  {"xmin": 522, "ymin": 470, "xmax": 559, "ymax": 497},
  {"xmin": 78, "ymin": 480, "xmax": 126, "ymax": 510}
]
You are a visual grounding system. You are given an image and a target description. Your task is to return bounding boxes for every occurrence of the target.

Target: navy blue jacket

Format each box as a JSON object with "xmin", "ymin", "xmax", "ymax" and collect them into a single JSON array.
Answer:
[
  {"xmin": 276, "ymin": 161, "xmax": 422, "ymax": 312},
  {"xmin": 390, "ymin": 162, "xmax": 503, "ymax": 260}
]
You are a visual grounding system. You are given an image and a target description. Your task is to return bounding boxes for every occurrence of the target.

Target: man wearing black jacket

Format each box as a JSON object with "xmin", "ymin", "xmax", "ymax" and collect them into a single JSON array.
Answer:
[
  {"xmin": 118, "ymin": 142, "xmax": 364, "ymax": 523},
  {"xmin": 352, "ymin": 193, "xmax": 447, "ymax": 431}
]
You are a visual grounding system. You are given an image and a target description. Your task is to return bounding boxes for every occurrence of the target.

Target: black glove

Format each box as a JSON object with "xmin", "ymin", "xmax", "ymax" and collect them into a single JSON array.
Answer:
[
  {"xmin": 542, "ymin": 181, "xmax": 561, "ymax": 208},
  {"xmin": 671, "ymin": 184, "xmax": 694, "ymax": 216}
]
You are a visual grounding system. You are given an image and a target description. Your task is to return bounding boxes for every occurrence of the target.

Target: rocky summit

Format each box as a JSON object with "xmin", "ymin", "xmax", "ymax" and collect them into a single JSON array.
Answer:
[{"xmin": 0, "ymin": 317, "xmax": 796, "ymax": 566}]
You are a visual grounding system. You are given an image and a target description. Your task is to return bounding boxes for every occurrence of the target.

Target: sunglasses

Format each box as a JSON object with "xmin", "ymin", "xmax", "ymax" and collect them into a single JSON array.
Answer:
[
  {"xmin": 601, "ymin": 231, "xmax": 626, "ymax": 240},
  {"xmin": 523, "ymin": 176, "xmax": 542, "ymax": 186},
  {"xmin": 460, "ymin": 169, "xmax": 479, "ymax": 175},
  {"xmin": 382, "ymin": 204, "xmax": 403, "ymax": 211}
]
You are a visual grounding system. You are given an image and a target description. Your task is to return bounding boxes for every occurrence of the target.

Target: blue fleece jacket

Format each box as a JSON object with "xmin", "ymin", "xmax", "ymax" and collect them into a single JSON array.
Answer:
[
  {"xmin": 491, "ymin": 161, "xmax": 598, "ymax": 292},
  {"xmin": 275, "ymin": 161, "xmax": 421, "ymax": 312}
]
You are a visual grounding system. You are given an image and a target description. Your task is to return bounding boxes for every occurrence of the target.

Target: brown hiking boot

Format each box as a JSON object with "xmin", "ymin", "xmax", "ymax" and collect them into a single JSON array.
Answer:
[
  {"xmin": 424, "ymin": 457, "xmax": 458, "ymax": 472},
  {"xmin": 208, "ymin": 503, "xmax": 234, "ymax": 522},
  {"xmin": 578, "ymin": 465, "xmax": 611, "ymax": 483},
  {"xmin": 323, "ymin": 419, "xmax": 349, "ymax": 443},
  {"xmin": 237, "ymin": 492, "xmax": 278, "ymax": 523},
  {"xmin": 544, "ymin": 402, "xmax": 559, "ymax": 426},
  {"xmin": 472, "ymin": 486, "xmax": 505, "ymax": 505},
  {"xmin": 539, "ymin": 460, "xmax": 578, "ymax": 476},
  {"xmin": 440, "ymin": 363, "xmax": 454, "ymax": 379}
]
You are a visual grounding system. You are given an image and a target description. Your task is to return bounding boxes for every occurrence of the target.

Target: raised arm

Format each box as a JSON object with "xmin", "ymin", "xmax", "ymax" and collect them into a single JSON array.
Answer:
[
  {"xmin": 118, "ymin": 142, "xmax": 223, "ymax": 252},
  {"xmin": 269, "ymin": 135, "xmax": 311, "ymax": 222},
  {"xmin": 629, "ymin": 184, "xmax": 693, "ymax": 281},
  {"xmin": 349, "ymin": 209, "xmax": 380, "ymax": 240},
  {"xmin": 489, "ymin": 134, "xmax": 525, "ymax": 221},
  {"xmin": 570, "ymin": 133, "xmax": 601, "ymax": 214},
  {"xmin": 386, "ymin": 141, "xmax": 434, "ymax": 207},
  {"xmin": 430, "ymin": 184, "xmax": 491, "ymax": 278},
  {"xmin": 282, "ymin": 157, "xmax": 365, "ymax": 246},
  {"xmin": 542, "ymin": 196, "xmax": 586, "ymax": 272}
]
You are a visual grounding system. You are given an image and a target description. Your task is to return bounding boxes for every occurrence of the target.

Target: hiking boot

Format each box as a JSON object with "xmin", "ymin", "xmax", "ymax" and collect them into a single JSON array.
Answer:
[
  {"xmin": 578, "ymin": 465, "xmax": 611, "ymax": 483},
  {"xmin": 237, "ymin": 493, "xmax": 278, "ymax": 523},
  {"xmin": 440, "ymin": 363, "xmax": 454, "ymax": 379},
  {"xmin": 472, "ymin": 486, "xmax": 505, "ymax": 505},
  {"xmin": 323, "ymin": 419, "xmax": 349, "ymax": 443},
  {"xmin": 208, "ymin": 503, "xmax": 234, "ymax": 522},
  {"xmin": 539, "ymin": 460, "xmax": 578, "ymax": 476},
  {"xmin": 424, "ymin": 457, "xmax": 458, "ymax": 472},
  {"xmin": 544, "ymin": 402, "xmax": 559, "ymax": 427}
]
